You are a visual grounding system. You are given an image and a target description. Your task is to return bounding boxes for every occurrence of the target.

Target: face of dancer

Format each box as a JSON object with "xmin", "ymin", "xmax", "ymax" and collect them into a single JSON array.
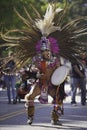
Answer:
[{"xmin": 42, "ymin": 50, "xmax": 51, "ymax": 60}]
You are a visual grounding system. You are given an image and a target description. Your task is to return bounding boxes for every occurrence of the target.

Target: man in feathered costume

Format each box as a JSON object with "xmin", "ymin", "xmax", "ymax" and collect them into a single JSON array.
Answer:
[
  {"xmin": 0, "ymin": 0, "xmax": 87, "ymax": 125},
  {"xmin": 24, "ymin": 36, "xmax": 67, "ymax": 125}
]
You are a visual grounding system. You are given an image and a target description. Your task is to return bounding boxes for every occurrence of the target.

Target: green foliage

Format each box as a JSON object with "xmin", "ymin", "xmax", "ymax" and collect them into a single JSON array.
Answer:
[
  {"xmin": 0, "ymin": 0, "xmax": 87, "ymax": 55},
  {"xmin": 0, "ymin": 0, "xmax": 87, "ymax": 31},
  {"xmin": 0, "ymin": 0, "xmax": 47, "ymax": 30},
  {"xmin": 0, "ymin": 0, "xmax": 69, "ymax": 30},
  {"xmin": 68, "ymin": 0, "xmax": 87, "ymax": 42},
  {"xmin": 0, "ymin": 0, "xmax": 14, "ymax": 30},
  {"xmin": 68, "ymin": 0, "xmax": 87, "ymax": 18}
]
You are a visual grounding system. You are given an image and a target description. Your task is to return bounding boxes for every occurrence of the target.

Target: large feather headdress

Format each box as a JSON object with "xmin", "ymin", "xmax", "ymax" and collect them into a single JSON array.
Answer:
[{"xmin": 0, "ymin": 0, "xmax": 87, "ymax": 71}]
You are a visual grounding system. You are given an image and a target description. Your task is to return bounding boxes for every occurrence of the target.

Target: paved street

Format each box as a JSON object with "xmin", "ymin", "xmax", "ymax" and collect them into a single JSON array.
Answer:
[{"xmin": 0, "ymin": 84, "xmax": 87, "ymax": 130}]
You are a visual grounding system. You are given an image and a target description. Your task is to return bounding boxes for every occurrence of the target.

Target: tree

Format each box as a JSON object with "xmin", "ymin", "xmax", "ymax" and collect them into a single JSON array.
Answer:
[
  {"xmin": 68, "ymin": 0, "xmax": 87, "ymax": 18},
  {"xmin": 0, "ymin": 0, "xmax": 47, "ymax": 30}
]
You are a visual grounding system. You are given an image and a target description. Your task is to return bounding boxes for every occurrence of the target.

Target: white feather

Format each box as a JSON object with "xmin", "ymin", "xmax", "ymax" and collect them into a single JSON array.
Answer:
[
  {"xmin": 35, "ymin": 4, "xmax": 62, "ymax": 36},
  {"xmin": 56, "ymin": 8, "xmax": 63, "ymax": 13}
]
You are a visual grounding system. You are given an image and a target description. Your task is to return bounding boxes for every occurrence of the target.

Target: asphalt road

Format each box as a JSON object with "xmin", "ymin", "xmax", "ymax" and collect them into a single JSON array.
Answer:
[{"xmin": 0, "ymin": 84, "xmax": 87, "ymax": 130}]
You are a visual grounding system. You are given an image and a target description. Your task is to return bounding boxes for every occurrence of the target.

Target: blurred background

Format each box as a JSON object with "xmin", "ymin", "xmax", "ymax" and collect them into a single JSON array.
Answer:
[{"xmin": 0, "ymin": 0, "xmax": 87, "ymax": 56}]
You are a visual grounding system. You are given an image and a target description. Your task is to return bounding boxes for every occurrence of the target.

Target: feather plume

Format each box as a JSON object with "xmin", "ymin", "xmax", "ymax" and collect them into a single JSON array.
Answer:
[{"xmin": 35, "ymin": 4, "xmax": 62, "ymax": 36}]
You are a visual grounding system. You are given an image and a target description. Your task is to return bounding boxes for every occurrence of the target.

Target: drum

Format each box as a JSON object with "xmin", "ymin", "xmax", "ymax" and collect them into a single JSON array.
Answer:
[{"xmin": 51, "ymin": 66, "xmax": 68, "ymax": 86}]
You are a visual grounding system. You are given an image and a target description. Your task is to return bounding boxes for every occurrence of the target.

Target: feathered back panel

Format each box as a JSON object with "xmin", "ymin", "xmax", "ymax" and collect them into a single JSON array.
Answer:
[{"xmin": 0, "ymin": 0, "xmax": 87, "ymax": 71}]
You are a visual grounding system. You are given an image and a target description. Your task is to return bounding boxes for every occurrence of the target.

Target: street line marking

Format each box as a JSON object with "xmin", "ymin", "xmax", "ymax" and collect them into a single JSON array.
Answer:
[
  {"xmin": 0, "ymin": 109, "xmax": 25, "ymax": 121},
  {"xmin": 0, "ymin": 104, "xmax": 52, "ymax": 121}
]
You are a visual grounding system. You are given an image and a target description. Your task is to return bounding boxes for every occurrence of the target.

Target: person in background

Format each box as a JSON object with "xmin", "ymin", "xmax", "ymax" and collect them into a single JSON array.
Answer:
[
  {"xmin": 70, "ymin": 53, "xmax": 86, "ymax": 106},
  {"xmin": 3, "ymin": 51, "xmax": 17, "ymax": 104}
]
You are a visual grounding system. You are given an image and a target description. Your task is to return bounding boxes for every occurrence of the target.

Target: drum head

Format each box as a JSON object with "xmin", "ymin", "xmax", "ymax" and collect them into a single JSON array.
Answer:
[{"xmin": 51, "ymin": 66, "xmax": 68, "ymax": 86}]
